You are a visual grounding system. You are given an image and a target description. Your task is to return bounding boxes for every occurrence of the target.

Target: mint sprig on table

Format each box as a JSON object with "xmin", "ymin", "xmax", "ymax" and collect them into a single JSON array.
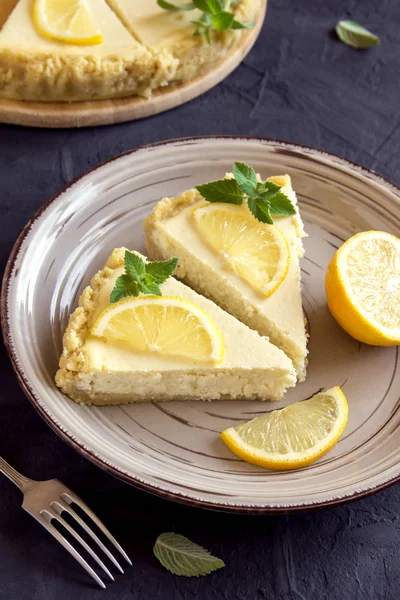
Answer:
[
  {"xmin": 154, "ymin": 533, "xmax": 225, "ymax": 577},
  {"xmin": 336, "ymin": 20, "xmax": 380, "ymax": 49},
  {"xmin": 157, "ymin": 0, "xmax": 255, "ymax": 45},
  {"xmin": 110, "ymin": 251, "xmax": 178, "ymax": 303},
  {"xmin": 196, "ymin": 162, "xmax": 296, "ymax": 224}
]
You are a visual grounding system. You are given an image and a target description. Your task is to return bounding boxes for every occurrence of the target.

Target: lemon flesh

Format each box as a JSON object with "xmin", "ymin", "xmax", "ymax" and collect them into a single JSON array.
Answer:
[
  {"xmin": 221, "ymin": 387, "xmax": 348, "ymax": 470},
  {"xmin": 91, "ymin": 295, "xmax": 224, "ymax": 364},
  {"xmin": 326, "ymin": 230, "xmax": 400, "ymax": 345},
  {"xmin": 192, "ymin": 204, "xmax": 290, "ymax": 297},
  {"xmin": 34, "ymin": 0, "xmax": 103, "ymax": 45}
]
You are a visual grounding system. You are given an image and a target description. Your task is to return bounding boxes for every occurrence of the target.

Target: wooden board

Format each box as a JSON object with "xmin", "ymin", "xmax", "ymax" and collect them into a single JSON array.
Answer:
[{"xmin": 0, "ymin": 3, "xmax": 266, "ymax": 129}]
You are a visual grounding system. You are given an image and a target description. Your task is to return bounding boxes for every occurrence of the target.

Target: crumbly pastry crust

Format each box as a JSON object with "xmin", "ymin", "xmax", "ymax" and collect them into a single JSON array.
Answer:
[
  {"xmin": 56, "ymin": 248, "xmax": 296, "ymax": 405},
  {"xmin": 144, "ymin": 176, "xmax": 309, "ymax": 381},
  {"xmin": 0, "ymin": 0, "xmax": 262, "ymax": 101},
  {"xmin": 0, "ymin": 47, "xmax": 178, "ymax": 102}
]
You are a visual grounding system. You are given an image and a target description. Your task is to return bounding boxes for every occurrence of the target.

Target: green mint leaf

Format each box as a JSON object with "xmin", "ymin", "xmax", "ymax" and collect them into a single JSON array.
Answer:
[
  {"xmin": 145, "ymin": 258, "xmax": 179, "ymax": 284},
  {"xmin": 124, "ymin": 250, "xmax": 146, "ymax": 280},
  {"xmin": 154, "ymin": 533, "xmax": 225, "ymax": 577},
  {"xmin": 336, "ymin": 20, "xmax": 380, "ymax": 49},
  {"xmin": 142, "ymin": 282, "xmax": 162, "ymax": 296},
  {"xmin": 157, "ymin": 0, "xmax": 195, "ymax": 10},
  {"xmin": 247, "ymin": 198, "xmax": 273, "ymax": 224},
  {"xmin": 268, "ymin": 192, "xmax": 297, "ymax": 217},
  {"xmin": 233, "ymin": 161, "xmax": 257, "ymax": 196},
  {"xmin": 110, "ymin": 274, "xmax": 140, "ymax": 303},
  {"xmin": 204, "ymin": 27, "xmax": 212, "ymax": 44},
  {"xmin": 258, "ymin": 180, "xmax": 282, "ymax": 195},
  {"xmin": 110, "ymin": 253, "xmax": 179, "ymax": 302},
  {"xmin": 196, "ymin": 179, "xmax": 244, "ymax": 204},
  {"xmin": 193, "ymin": 0, "xmax": 221, "ymax": 13},
  {"xmin": 231, "ymin": 19, "xmax": 255, "ymax": 29},
  {"xmin": 211, "ymin": 11, "xmax": 234, "ymax": 31}
]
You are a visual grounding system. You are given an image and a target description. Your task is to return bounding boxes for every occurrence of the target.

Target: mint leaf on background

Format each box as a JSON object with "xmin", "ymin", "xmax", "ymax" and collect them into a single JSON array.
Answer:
[
  {"xmin": 336, "ymin": 20, "xmax": 380, "ymax": 49},
  {"xmin": 153, "ymin": 533, "xmax": 225, "ymax": 577}
]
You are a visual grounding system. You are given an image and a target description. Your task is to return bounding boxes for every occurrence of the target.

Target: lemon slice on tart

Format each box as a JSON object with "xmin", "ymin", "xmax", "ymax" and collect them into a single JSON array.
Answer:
[
  {"xmin": 91, "ymin": 295, "xmax": 224, "ymax": 364},
  {"xmin": 221, "ymin": 387, "xmax": 348, "ymax": 470},
  {"xmin": 326, "ymin": 230, "xmax": 400, "ymax": 345},
  {"xmin": 192, "ymin": 203, "xmax": 290, "ymax": 297},
  {"xmin": 34, "ymin": 0, "xmax": 103, "ymax": 45}
]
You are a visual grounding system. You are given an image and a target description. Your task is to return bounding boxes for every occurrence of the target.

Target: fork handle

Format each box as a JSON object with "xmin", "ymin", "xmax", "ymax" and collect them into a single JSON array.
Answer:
[{"xmin": 0, "ymin": 456, "xmax": 31, "ymax": 491}]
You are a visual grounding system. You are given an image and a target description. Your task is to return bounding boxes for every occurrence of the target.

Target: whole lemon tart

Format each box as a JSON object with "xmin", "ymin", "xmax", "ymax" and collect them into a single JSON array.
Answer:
[
  {"xmin": 55, "ymin": 249, "xmax": 296, "ymax": 405},
  {"xmin": 0, "ymin": 0, "xmax": 262, "ymax": 102}
]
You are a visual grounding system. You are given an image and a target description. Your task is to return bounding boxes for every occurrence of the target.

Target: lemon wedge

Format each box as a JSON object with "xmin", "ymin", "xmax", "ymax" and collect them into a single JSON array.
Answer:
[
  {"xmin": 325, "ymin": 231, "xmax": 400, "ymax": 345},
  {"xmin": 91, "ymin": 295, "xmax": 224, "ymax": 364},
  {"xmin": 33, "ymin": 0, "xmax": 103, "ymax": 45},
  {"xmin": 221, "ymin": 387, "xmax": 348, "ymax": 470},
  {"xmin": 192, "ymin": 203, "xmax": 290, "ymax": 297}
]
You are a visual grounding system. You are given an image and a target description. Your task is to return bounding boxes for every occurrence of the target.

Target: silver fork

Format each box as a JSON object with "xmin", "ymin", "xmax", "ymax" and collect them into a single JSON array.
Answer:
[{"xmin": 0, "ymin": 456, "xmax": 132, "ymax": 589}]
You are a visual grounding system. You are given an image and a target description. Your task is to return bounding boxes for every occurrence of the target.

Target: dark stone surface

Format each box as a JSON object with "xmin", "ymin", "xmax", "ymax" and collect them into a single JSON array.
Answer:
[{"xmin": 1, "ymin": 1, "xmax": 400, "ymax": 598}]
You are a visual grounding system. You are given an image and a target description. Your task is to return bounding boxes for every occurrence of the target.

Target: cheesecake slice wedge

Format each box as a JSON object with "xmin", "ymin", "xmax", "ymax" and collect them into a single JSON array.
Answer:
[
  {"xmin": 144, "ymin": 175, "xmax": 308, "ymax": 381},
  {"xmin": 56, "ymin": 248, "xmax": 296, "ymax": 405}
]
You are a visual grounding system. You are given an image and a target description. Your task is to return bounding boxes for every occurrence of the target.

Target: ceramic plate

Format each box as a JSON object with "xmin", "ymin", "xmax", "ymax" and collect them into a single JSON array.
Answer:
[{"xmin": 2, "ymin": 137, "xmax": 400, "ymax": 513}]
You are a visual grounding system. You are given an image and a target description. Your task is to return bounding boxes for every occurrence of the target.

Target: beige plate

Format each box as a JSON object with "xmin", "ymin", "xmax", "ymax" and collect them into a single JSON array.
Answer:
[
  {"xmin": 2, "ymin": 137, "xmax": 400, "ymax": 513},
  {"xmin": 0, "ymin": 2, "xmax": 266, "ymax": 129}
]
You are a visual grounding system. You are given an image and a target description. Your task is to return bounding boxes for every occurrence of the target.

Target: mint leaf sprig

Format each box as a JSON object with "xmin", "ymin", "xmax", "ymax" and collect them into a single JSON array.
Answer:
[
  {"xmin": 195, "ymin": 162, "xmax": 296, "ymax": 224},
  {"xmin": 154, "ymin": 533, "xmax": 225, "ymax": 577},
  {"xmin": 110, "ymin": 251, "xmax": 178, "ymax": 303},
  {"xmin": 157, "ymin": 0, "xmax": 255, "ymax": 45}
]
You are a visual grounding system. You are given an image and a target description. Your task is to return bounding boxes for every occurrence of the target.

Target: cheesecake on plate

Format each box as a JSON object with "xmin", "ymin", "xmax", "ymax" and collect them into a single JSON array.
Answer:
[
  {"xmin": 144, "ymin": 175, "xmax": 309, "ymax": 381},
  {"xmin": 0, "ymin": 0, "xmax": 262, "ymax": 102},
  {"xmin": 56, "ymin": 249, "xmax": 296, "ymax": 405}
]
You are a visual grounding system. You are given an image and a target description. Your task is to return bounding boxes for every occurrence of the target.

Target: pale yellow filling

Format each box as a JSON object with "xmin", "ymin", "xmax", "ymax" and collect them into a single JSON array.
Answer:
[
  {"xmin": 0, "ymin": 0, "xmax": 137, "ymax": 53},
  {"xmin": 105, "ymin": 0, "xmax": 202, "ymax": 47}
]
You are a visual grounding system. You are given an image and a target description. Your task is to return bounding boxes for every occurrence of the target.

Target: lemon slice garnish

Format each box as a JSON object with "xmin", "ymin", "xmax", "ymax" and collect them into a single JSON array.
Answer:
[
  {"xmin": 91, "ymin": 295, "xmax": 224, "ymax": 364},
  {"xmin": 221, "ymin": 387, "xmax": 348, "ymax": 470},
  {"xmin": 325, "ymin": 230, "xmax": 400, "ymax": 345},
  {"xmin": 192, "ymin": 203, "xmax": 290, "ymax": 297},
  {"xmin": 33, "ymin": 0, "xmax": 103, "ymax": 46}
]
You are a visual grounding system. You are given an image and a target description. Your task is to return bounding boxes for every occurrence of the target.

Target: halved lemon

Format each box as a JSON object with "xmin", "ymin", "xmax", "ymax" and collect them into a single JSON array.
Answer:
[
  {"xmin": 325, "ymin": 231, "xmax": 400, "ymax": 345},
  {"xmin": 91, "ymin": 295, "xmax": 224, "ymax": 364},
  {"xmin": 33, "ymin": 0, "xmax": 103, "ymax": 45},
  {"xmin": 221, "ymin": 387, "xmax": 348, "ymax": 470},
  {"xmin": 192, "ymin": 203, "xmax": 290, "ymax": 297}
]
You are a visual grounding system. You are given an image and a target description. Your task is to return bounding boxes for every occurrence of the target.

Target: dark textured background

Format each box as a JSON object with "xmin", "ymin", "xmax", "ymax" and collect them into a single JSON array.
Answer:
[{"xmin": 1, "ymin": 1, "xmax": 400, "ymax": 598}]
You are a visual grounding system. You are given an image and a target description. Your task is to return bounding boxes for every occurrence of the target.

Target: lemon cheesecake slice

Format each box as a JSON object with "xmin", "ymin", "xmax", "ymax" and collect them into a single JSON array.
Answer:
[
  {"xmin": 56, "ymin": 249, "xmax": 296, "ymax": 405},
  {"xmin": 144, "ymin": 175, "xmax": 308, "ymax": 381},
  {"xmin": 0, "ymin": 0, "xmax": 178, "ymax": 101}
]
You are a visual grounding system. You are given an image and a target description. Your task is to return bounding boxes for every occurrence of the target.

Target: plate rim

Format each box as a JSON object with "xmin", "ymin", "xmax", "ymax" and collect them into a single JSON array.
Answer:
[{"xmin": 2, "ymin": 135, "xmax": 400, "ymax": 514}]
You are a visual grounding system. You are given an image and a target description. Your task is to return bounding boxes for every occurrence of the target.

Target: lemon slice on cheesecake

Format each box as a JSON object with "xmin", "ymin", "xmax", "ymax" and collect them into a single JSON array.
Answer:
[
  {"xmin": 34, "ymin": 0, "xmax": 103, "ymax": 45},
  {"xmin": 91, "ymin": 295, "xmax": 224, "ymax": 364},
  {"xmin": 192, "ymin": 204, "xmax": 290, "ymax": 297},
  {"xmin": 221, "ymin": 387, "xmax": 348, "ymax": 470}
]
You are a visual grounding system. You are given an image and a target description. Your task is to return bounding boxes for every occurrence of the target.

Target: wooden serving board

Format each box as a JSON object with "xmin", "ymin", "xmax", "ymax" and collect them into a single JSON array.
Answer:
[{"xmin": 0, "ymin": 3, "xmax": 266, "ymax": 129}]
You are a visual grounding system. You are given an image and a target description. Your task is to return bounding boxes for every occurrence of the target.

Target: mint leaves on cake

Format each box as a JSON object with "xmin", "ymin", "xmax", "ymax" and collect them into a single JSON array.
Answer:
[
  {"xmin": 110, "ymin": 251, "xmax": 178, "ymax": 303},
  {"xmin": 196, "ymin": 162, "xmax": 296, "ymax": 224}
]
